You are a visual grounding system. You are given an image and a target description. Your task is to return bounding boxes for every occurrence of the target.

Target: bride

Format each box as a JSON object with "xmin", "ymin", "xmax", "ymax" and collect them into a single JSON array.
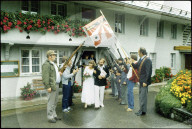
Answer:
[{"xmin": 81, "ymin": 60, "xmax": 96, "ymax": 108}]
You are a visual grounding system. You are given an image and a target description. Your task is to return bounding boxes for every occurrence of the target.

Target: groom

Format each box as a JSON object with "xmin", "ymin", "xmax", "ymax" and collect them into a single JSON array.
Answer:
[{"xmin": 93, "ymin": 58, "xmax": 109, "ymax": 109}]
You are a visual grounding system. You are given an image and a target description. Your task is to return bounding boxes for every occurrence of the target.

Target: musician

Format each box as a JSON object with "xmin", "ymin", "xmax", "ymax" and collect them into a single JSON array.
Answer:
[
  {"xmin": 82, "ymin": 55, "xmax": 89, "ymax": 67},
  {"xmin": 89, "ymin": 54, "xmax": 96, "ymax": 63}
]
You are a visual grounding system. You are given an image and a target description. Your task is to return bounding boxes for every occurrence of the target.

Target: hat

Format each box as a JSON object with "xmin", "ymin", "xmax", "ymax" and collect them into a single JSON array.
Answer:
[{"xmin": 47, "ymin": 50, "xmax": 56, "ymax": 57}]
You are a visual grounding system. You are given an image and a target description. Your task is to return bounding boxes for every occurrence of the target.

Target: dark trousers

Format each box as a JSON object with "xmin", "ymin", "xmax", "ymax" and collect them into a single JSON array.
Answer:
[
  {"xmin": 69, "ymin": 85, "xmax": 73, "ymax": 106},
  {"xmin": 62, "ymin": 81, "xmax": 71, "ymax": 110},
  {"xmin": 139, "ymin": 83, "xmax": 148, "ymax": 113}
]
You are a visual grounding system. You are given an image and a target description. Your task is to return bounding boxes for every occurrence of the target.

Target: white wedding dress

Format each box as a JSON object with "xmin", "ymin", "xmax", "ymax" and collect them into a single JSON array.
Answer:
[{"xmin": 81, "ymin": 66, "xmax": 95, "ymax": 105}]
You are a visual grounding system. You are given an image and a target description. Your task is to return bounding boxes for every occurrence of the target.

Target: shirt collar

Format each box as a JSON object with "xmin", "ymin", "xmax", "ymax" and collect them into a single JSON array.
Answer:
[{"xmin": 141, "ymin": 55, "xmax": 146, "ymax": 60}]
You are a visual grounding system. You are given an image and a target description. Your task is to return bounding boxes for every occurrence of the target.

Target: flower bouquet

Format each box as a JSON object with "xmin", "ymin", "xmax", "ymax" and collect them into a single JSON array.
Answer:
[{"xmin": 83, "ymin": 72, "xmax": 91, "ymax": 79}]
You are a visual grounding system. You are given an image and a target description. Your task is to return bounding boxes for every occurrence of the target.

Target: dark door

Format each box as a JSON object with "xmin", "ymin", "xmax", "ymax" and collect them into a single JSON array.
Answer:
[{"xmin": 185, "ymin": 54, "xmax": 192, "ymax": 70}]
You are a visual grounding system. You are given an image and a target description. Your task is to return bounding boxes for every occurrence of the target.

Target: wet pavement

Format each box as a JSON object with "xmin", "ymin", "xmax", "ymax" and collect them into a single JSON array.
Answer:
[{"xmin": 1, "ymin": 86, "xmax": 192, "ymax": 128}]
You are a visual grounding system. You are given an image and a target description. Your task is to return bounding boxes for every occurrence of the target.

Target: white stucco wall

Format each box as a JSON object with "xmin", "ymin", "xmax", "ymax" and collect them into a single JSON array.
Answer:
[{"xmin": 1, "ymin": 1, "xmax": 190, "ymax": 99}]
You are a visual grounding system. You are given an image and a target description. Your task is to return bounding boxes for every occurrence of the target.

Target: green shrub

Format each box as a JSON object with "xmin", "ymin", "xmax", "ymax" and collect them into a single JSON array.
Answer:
[
  {"xmin": 186, "ymin": 101, "xmax": 192, "ymax": 113},
  {"xmin": 155, "ymin": 84, "xmax": 182, "ymax": 118}
]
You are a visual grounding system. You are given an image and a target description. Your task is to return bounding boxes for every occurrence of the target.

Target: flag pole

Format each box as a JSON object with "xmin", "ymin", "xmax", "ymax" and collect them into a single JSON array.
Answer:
[{"xmin": 99, "ymin": 10, "xmax": 139, "ymax": 80}]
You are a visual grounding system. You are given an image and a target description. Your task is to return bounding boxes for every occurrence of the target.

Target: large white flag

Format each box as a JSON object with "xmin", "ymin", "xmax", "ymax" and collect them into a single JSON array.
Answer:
[{"xmin": 83, "ymin": 13, "xmax": 128, "ymax": 59}]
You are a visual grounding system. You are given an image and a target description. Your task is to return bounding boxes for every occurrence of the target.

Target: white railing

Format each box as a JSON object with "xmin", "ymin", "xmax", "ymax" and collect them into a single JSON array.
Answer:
[{"xmin": 119, "ymin": 1, "xmax": 191, "ymax": 19}]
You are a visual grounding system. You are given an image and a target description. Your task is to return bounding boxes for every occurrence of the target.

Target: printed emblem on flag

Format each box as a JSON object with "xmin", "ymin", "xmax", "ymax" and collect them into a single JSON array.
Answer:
[{"xmin": 83, "ymin": 15, "xmax": 114, "ymax": 47}]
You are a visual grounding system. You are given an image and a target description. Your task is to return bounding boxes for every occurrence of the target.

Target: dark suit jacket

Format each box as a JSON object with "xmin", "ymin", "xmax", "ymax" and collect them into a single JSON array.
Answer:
[
  {"xmin": 93, "ymin": 65, "xmax": 109, "ymax": 86},
  {"xmin": 132, "ymin": 57, "xmax": 152, "ymax": 86}
]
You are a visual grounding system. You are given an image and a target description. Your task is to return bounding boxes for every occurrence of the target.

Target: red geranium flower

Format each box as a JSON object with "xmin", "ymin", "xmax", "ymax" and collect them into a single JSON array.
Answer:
[
  {"xmin": 1, "ymin": 21, "xmax": 3, "ymax": 25},
  {"xmin": 17, "ymin": 20, "xmax": 22, "ymax": 25},
  {"xmin": 3, "ymin": 19, "xmax": 6, "ymax": 23},
  {"xmin": 20, "ymin": 29, "xmax": 23, "ymax": 32},
  {"xmin": 57, "ymin": 29, "xmax": 60, "ymax": 32},
  {"xmin": 47, "ymin": 29, "xmax": 50, "ymax": 32},
  {"xmin": 72, "ymin": 33, "xmax": 75, "ymax": 36},
  {"xmin": 15, "ymin": 26, "xmax": 18, "ymax": 28},
  {"xmin": 24, "ymin": 22, "xmax": 27, "ymax": 25},
  {"xmin": 44, "ymin": 27, "xmax": 47, "ymax": 30},
  {"xmin": 47, "ymin": 21, "xmax": 50, "ymax": 24},
  {"xmin": 30, "ymin": 20, "xmax": 33, "ymax": 23},
  {"xmin": 51, "ymin": 26, "xmax": 54, "ymax": 30},
  {"xmin": 64, "ymin": 25, "xmax": 68, "ymax": 28},
  {"xmin": 7, "ymin": 27, "xmax": 11, "ymax": 30},
  {"xmin": 3, "ymin": 25, "xmax": 7, "ymax": 31},
  {"xmin": 43, "ymin": 21, "xmax": 45, "ymax": 24},
  {"xmin": 79, "ymin": 28, "xmax": 82, "ymax": 30},
  {"xmin": 8, "ymin": 22, "xmax": 12, "ymax": 27},
  {"xmin": 38, "ymin": 25, "xmax": 41, "ymax": 28}
]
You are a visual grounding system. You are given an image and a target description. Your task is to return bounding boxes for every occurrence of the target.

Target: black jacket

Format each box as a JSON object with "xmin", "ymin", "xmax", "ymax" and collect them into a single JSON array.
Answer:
[
  {"xmin": 132, "ymin": 57, "xmax": 152, "ymax": 86},
  {"xmin": 93, "ymin": 65, "xmax": 109, "ymax": 86}
]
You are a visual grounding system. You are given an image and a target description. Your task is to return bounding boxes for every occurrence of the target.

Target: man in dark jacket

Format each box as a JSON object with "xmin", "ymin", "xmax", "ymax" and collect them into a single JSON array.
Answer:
[
  {"xmin": 93, "ymin": 58, "xmax": 109, "ymax": 108},
  {"xmin": 129, "ymin": 47, "xmax": 152, "ymax": 116}
]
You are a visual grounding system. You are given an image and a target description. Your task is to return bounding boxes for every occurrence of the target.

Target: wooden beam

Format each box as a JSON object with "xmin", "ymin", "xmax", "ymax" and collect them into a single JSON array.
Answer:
[{"xmin": 174, "ymin": 46, "xmax": 191, "ymax": 50}]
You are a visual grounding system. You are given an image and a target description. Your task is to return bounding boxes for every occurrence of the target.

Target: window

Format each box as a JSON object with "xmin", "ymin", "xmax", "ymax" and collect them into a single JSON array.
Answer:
[
  {"xmin": 171, "ymin": 53, "xmax": 176, "ymax": 69},
  {"xmin": 21, "ymin": 1, "xmax": 40, "ymax": 14},
  {"xmin": 171, "ymin": 24, "xmax": 177, "ymax": 39},
  {"xmin": 21, "ymin": 49, "xmax": 41, "ymax": 74},
  {"xmin": 51, "ymin": 3, "xmax": 67, "ymax": 18},
  {"xmin": 157, "ymin": 21, "xmax": 164, "ymax": 37},
  {"xmin": 51, "ymin": 49, "xmax": 68, "ymax": 67},
  {"xmin": 150, "ymin": 53, "xmax": 156, "ymax": 71},
  {"xmin": 82, "ymin": 7, "xmax": 96, "ymax": 20},
  {"xmin": 115, "ymin": 14, "xmax": 124, "ymax": 33},
  {"xmin": 140, "ymin": 19, "xmax": 149, "ymax": 36}
]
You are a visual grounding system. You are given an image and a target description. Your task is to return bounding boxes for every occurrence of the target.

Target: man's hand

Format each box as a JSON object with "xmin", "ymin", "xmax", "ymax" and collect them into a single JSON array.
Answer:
[
  {"xmin": 123, "ymin": 82, "xmax": 126, "ymax": 85},
  {"xmin": 47, "ymin": 88, "xmax": 51, "ymax": 93},
  {"xmin": 98, "ymin": 75, "xmax": 102, "ymax": 79},
  {"xmin": 102, "ymin": 75, "xmax": 106, "ymax": 79},
  {"xmin": 73, "ymin": 69, "xmax": 78, "ymax": 74},
  {"xmin": 143, "ymin": 83, "xmax": 147, "ymax": 87},
  {"xmin": 93, "ymin": 70, "xmax": 96, "ymax": 74}
]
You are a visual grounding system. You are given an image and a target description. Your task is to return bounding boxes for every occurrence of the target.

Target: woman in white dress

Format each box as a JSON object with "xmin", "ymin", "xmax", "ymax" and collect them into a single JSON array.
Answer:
[{"xmin": 81, "ymin": 60, "xmax": 96, "ymax": 108}]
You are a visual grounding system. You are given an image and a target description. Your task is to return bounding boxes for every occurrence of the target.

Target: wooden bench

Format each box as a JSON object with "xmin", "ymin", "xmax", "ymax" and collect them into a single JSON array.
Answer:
[{"xmin": 32, "ymin": 79, "xmax": 47, "ymax": 99}]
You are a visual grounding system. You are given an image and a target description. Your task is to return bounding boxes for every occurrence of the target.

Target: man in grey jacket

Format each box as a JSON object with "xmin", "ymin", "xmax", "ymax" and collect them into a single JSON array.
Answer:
[{"xmin": 42, "ymin": 50, "xmax": 62, "ymax": 123}]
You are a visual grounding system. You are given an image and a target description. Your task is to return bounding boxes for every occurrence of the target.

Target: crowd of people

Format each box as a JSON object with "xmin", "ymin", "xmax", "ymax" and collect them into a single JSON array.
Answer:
[{"xmin": 42, "ymin": 47, "xmax": 152, "ymax": 123}]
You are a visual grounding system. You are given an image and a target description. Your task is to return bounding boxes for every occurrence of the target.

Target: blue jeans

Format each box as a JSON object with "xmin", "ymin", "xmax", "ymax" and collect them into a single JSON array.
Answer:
[
  {"xmin": 127, "ymin": 80, "xmax": 135, "ymax": 109},
  {"xmin": 62, "ymin": 81, "xmax": 71, "ymax": 110}
]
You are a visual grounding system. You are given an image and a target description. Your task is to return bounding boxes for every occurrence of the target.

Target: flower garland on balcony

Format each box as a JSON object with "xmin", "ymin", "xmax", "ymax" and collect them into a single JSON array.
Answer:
[{"xmin": 1, "ymin": 10, "xmax": 89, "ymax": 37}]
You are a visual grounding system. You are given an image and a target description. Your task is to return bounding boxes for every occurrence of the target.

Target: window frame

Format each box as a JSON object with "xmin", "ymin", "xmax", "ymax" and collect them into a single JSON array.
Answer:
[
  {"xmin": 171, "ymin": 53, "xmax": 176, "ymax": 69},
  {"xmin": 21, "ymin": 0, "xmax": 40, "ymax": 14},
  {"xmin": 81, "ymin": 7, "xmax": 96, "ymax": 21},
  {"xmin": 157, "ymin": 21, "xmax": 164, "ymax": 38},
  {"xmin": 150, "ymin": 53, "xmax": 156, "ymax": 71},
  {"xmin": 115, "ymin": 13, "xmax": 125, "ymax": 34},
  {"xmin": 20, "ymin": 48, "xmax": 42, "ymax": 76},
  {"xmin": 171, "ymin": 23, "xmax": 177, "ymax": 39},
  {"xmin": 140, "ymin": 18, "xmax": 149, "ymax": 36},
  {"xmin": 51, "ymin": 2, "xmax": 67, "ymax": 18}
]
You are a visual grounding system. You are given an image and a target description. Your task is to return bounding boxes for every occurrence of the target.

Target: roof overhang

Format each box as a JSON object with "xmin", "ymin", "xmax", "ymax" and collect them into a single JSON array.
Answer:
[{"xmin": 74, "ymin": 1, "xmax": 191, "ymax": 25}]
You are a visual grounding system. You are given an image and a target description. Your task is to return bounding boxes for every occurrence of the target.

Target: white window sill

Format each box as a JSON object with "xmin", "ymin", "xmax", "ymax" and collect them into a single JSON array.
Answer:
[{"xmin": 20, "ymin": 73, "xmax": 42, "ymax": 77}]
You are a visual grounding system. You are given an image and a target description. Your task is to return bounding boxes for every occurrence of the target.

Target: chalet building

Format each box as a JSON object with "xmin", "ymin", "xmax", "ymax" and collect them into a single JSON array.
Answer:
[{"xmin": 1, "ymin": 1, "xmax": 191, "ymax": 99}]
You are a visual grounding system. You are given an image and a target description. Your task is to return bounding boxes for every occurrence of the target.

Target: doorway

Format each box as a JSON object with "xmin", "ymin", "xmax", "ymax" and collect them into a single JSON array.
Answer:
[{"xmin": 185, "ymin": 54, "xmax": 192, "ymax": 70}]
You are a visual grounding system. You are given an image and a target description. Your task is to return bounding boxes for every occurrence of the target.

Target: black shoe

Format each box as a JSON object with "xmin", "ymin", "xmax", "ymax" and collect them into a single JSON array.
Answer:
[
  {"xmin": 48, "ymin": 119, "xmax": 56, "ymax": 123},
  {"xmin": 135, "ymin": 110, "xmax": 142, "ymax": 115},
  {"xmin": 54, "ymin": 117, "xmax": 61, "ymax": 121},
  {"xmin": 136, "ymin": 111, "xmax": 146, "ymax": 116}
]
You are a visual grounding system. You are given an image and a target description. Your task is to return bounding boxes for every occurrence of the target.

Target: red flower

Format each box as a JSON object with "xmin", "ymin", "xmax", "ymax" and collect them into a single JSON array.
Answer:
[
  {"xmin": 1, "ymin": 21, "xmax": 3, "ymax": 25},
  {"xmin": 3, "ymin": 25, "xmax": 7, "ymax": 31},
  {"xmin": 37, "ymin": 19, "xmax": 41, "ymax": 22},
  {"xmin": 48, "ymin": 26, "xmax": 51, "ymax": 29},
  {"xmin": 43, "ymin": 21, "xmax": 45, "ymax": 24},
  {"xmin": 24, "ymin": 22, "xmax": 27, "ymax": 25},
  {"xmin": 51, "ymin": 26, "xmax": 54, "ymax": 30},
  {"xmin": 30, "ymin": 20, "xmax": 33, "ymax": 23},
  {"xmin": 37, "ymin": 21, "xmax": 41, "ymax": 24},
  {"xmin": 3, "ymin": 19, "xmax": 6, "ymax": 23},
  {"xmin": 79, "ymin": 28, "xmax": 82, "ymax": 30},
  {"xmin": 27, "ymin": 25, "xmax": 32, "ymax": 30},
  {"xmin": 7, "ymin": 27, "xmax": 11, "ymax": 30},
  {"xmin": 15, "ymin": 26, "xmax": 18, "ymax": 28},
  {"xmin": 72, "ymin": 33, "xmax": 75, "ymax": 36},
  {"xmin": 82, "ymin": 30, "xmax": 84, "ymax": 32},
  {"xmin": 57, "ymin": 29, "xmax": 60, "ymax": 32},
  {"xmin": 57, "ymin": 25, "xmax": 60, "ymax": 28},
  {"xmin": 20, "ymin": 29, "xmax": 23, "ymax": 32},
  {"xmin": 17, "ymin": 20, "xmax": 22, "ymax": 25},
  {"xmin": 38, "ymin": 24, "xmax": 41, "ymax": 28},
  {"xmin": 47, "ymin": 29, "xmax": 50, "ymax": 32},
  {"xmin": 47, "ymin": 21, "xmax": 50, "ymax": 24},
  {"xmin": 64, "ymin": 25, "xmax": 68, "ymax": 28},
  {"xmin": 44, "ymin": 27, "xmax": 47, "ymax": 30}
]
